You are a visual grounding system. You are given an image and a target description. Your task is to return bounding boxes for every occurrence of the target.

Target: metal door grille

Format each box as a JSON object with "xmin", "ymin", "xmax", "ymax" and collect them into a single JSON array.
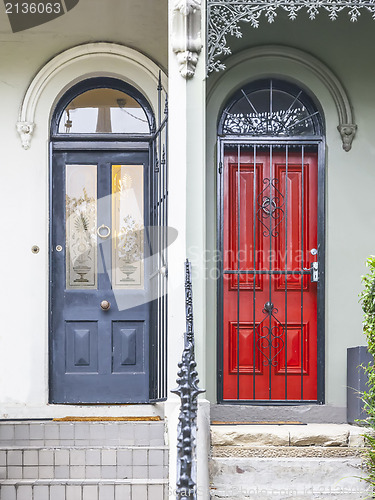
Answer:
[
  {"xmin": 149, "ymin": 75, "xmax": 168, "ymax": 401},
  {"xmin": 218, "ymin": 140, "xmax": 324, "ymax": 403}
]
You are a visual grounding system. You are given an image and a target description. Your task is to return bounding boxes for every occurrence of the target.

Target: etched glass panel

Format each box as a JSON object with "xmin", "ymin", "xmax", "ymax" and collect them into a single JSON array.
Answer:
[
  {"xmin": 58, "ymin": 89, "xmax": 150, "ymax": 134},
  {"xmin": 66, "ymin": 165, "xmax": 97, "ymax": 289},
  {"xmin": 112, "ymin": 165, "xmax": 144, "ymax": 289}
]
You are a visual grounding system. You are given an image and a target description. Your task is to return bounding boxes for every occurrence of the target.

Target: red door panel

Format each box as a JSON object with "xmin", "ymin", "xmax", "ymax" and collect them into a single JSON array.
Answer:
[{"xmin": 222, "ymin": 147, "xmax": 318, "ymax": 401}]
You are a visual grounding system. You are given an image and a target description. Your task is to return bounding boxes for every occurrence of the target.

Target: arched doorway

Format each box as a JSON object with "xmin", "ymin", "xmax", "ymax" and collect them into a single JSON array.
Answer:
[
  {"xmin": 49, "ymin": 77, "xmax": 167, "ymax": 403},
  {"xmin": 217, "ymin": 78, "xmax": 325, "ymax": 403}
]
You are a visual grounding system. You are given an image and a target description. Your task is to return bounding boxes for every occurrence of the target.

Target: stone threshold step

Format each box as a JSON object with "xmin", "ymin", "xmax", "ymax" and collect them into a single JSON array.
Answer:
[
  {"xmin": 0, "ymin": 444, "xmax": 169, "ymax": 452},
  {"xmin": 211, "ymin": 423, "xmax": 366, "ymax": 448},
  {"xmin": 212, "ymin": 445, "xmax": 366, "ymax": 458}
]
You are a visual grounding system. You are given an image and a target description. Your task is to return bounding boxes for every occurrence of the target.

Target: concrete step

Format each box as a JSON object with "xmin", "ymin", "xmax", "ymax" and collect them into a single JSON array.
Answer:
[{"xmin": 0, "ymin": 479, "xmax": 167, "ymax": 500}]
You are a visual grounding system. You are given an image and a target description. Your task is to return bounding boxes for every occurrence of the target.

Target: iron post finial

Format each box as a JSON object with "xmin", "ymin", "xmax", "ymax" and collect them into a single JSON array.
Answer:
[{"xmin": 171, "ymin": 259, "xmax": 205, "ymax": 500}]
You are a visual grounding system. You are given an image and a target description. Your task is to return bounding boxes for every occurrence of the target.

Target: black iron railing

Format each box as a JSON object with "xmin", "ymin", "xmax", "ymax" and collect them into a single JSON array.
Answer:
[{"xmin": 172, "ymin": 260, "xmax": 205, "ymax": 500}]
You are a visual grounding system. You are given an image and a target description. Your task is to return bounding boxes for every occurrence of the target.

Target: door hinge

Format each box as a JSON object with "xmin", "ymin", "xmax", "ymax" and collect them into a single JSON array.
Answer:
[{"xmin": 218, "ymin": 161, "xmax": 223, "ymax": 174}]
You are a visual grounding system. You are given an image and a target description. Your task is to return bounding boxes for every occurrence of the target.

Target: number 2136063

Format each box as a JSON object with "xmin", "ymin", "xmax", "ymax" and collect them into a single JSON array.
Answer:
[{"xmin": 5, "ymin": 3, "xmax": 62, "ymax": 14}]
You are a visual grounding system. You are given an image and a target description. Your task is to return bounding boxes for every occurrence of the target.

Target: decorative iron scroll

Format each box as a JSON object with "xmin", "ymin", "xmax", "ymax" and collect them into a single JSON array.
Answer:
[
  {"xmin": 207, "ymin": 0, "xmax": 375, "ymax": 72},
  {"xmin": 257, "ymin": 301, "xmax": 285, "ymax": 367},
  {"xmin": 257, "ymin": 178, "xmax": 285, "ymax": 238},
  {"xmin": 171, "ymin": 260, "xmax": 205, "ymax": 500}
]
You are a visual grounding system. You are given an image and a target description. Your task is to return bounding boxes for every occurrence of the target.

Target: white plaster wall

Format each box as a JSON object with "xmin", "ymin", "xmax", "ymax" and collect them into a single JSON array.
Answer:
[{"xmin": 0, "ymin": 39, "xmax": 167, "ymax": 417}]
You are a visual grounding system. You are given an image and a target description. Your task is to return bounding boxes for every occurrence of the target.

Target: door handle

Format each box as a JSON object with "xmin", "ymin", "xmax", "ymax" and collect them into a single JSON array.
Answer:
[
  {"xmin": 303, "ymin": 262, "xmax": 319, "ymax": 282},
  {"xmin": 97, "ymin": 224, "xmax": 111, "ymax": 239},
  {"xmin": 100, "ymin": 300, "xmax": 111, "ymax": 311}
]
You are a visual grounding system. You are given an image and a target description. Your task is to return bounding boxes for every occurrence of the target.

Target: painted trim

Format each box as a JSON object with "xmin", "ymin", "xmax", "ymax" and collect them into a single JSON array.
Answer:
[{"xmin": 17, "ymin": 43, "xmax": 167, "ymax": 149}]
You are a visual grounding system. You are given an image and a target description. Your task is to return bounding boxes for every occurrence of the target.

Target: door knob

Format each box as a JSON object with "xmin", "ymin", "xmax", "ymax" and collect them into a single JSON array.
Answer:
[{"xmin": 100, "ymin": 300, "xmax": 111, "ymax": 311}]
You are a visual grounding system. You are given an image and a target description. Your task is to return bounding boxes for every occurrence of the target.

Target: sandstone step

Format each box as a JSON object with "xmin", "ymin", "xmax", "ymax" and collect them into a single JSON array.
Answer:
[
  {"xmin": 209, "ymin": 456, "xmax": 369, "ymax": 500},
  {"xmin": 0, "ymin": 479, "xmax": 167, "ymax": 500},
  {"xmin": 211, "ymin": 423, "xmax": 366, "ymax": 448}
]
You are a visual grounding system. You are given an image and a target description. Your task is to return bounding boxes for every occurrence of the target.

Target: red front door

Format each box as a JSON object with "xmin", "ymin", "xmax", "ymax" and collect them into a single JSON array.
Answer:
[{"xmin": 222, "ymin": 145, "xmax": 318, "ymax": 401}]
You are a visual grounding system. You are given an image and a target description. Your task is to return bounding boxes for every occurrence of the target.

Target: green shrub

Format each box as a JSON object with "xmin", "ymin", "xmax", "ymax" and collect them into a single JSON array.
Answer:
[{"xmin": 359, "ymin": 255, "xmax": 375, "ymax": 491}]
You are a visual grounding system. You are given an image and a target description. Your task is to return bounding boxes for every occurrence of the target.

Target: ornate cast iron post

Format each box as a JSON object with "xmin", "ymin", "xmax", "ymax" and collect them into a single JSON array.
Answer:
[{"xmin": 171, "ymin": 259, "xmax": 205, "ymax": 499}]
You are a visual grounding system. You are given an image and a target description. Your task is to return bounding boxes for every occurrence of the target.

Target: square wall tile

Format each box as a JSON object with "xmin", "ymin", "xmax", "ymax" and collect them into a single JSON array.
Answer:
[
  {"xmin": 14, "ymin": 424, "xmax": 29, "ymax": 441},
  {"xmin": 114, "ymin": 484, "xmax": 131, "ymax": 500},
  {"xmin": 7, "ymin": 450, "xmax": 22, "ymax": 466},
  {"xmin": 133, "ymin": 449, "xmax": 148, "ymax": 466},
  {"xmin": 86, "ymin": 449, "xmax": 101, "ymax": 465},
  {"xmin": 29, "ymin": 425, "xmax": 44, "ymax": 440},
  {"xmin": 0, "ymin": 485, "xmax": 16, "ymax": 500},
  {"xmin": 49, "ymin": 484, "xmax": 66, "ymax": 500},
  {"xmin": 149, "ymin": 449, "xmax": 163, "ymax": 466},
  {"xmin": 70, "ymin": 465, "xmax": 85, "ymax": 479},
  {"xmin": 33, "ymin": 485, "xmax": 49, "ymax": 500},
  {"xmin": 132, "ymin": 484, "xmax": 148, "ymax": 500},
  {"xmin": 99, "ymin": 484, "xmax": 115, "ymax": 500},
  {"xmin": 0, "ymin": 425, "xmax": 14, "ymax": 441},
  {"xmin": 148, "ymin": 484, "xmax": 164, "ymax": 500},
  {"xmin": 23, "ymin": 466, "xmax": 39, "ymax": 479},
  {"xmin": 117, "ymin": 449, "xmax": 132, "ymax": 466},
  {"xmin": 17, "ymin": 485, "xmax": 33, "ymax": 500},
  {"xmin": 24, "ymin": 449, "xmax": 38, "ymax": 466},
  {"xmin": 39, "ymin": 449, "xmax": 54, "ymax": 466},
  {"xmin": 44, "ymin": 424, "xmax": 59, "ymax": 440},
  {"xmin": 66, "ymin": 485, "xmax": 82, "ymax": 500},
  {"xmin": 55, "ymin": 449, "xmax": 70, "ymax": 466},
  {"xmin": 70, "ymin": 449, "xmax": 85, "ymax": 466},
  {"xmin": 83, "ymin": 485, "xmax": 98, "ymax": 500},
  {"xmin": 102, "ymin": 449, "xmax": 117, "ymax": 466}
]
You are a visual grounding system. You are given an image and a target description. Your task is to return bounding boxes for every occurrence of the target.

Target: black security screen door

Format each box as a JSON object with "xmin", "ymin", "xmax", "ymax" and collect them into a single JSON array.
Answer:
[{"xmin": 49, "ymin": 77, "xmax": 168, "ymax": 404}]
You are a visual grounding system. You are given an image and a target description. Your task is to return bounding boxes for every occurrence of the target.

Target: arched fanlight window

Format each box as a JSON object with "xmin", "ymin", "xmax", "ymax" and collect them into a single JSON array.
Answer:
[
  {"xmin": 51, "ymin": 77, "xmax": 154, "ymax": 136},
  {"xmin": 219, "ymin": 79, "xmax": 323, "ymax": 137}
]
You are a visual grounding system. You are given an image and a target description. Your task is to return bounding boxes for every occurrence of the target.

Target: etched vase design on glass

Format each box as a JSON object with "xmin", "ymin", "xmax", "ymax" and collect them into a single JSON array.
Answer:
[
  {"xmin": 66, "ymin": 187, "xmax": 96, "ymax": 286},
  {"xmin": 118, "ymin": 214, "xmax": 143, "ymax": 282}
]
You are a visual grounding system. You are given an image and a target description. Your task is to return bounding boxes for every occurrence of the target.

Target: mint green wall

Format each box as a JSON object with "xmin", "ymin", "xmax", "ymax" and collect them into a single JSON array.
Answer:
[{"xmin": 205, "ymin": 14, "xmax": 375, "ymax": 408}]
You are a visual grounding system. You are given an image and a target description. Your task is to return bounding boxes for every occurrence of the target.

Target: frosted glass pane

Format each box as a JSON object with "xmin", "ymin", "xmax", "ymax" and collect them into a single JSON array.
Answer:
[
  {"xmin": 112, "ymin": 165, "xmax": 144, "ymax": 289},
  {"xmin": 66, "ymin": 165, "xmax": 97, "ymax": 289}
]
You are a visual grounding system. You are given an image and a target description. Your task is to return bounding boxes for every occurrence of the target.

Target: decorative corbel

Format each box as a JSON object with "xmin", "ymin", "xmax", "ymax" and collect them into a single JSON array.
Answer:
[
  {"xmin": 16, "ymin": 121, "xmax": 35, "ymax": 150},
  {"xmin": 337, "ymin": 124, "xmax": 357, "ymax": 152},
  {"xmin": 172, "ymin": 0, "xmax": 202, "ymax": 79}
]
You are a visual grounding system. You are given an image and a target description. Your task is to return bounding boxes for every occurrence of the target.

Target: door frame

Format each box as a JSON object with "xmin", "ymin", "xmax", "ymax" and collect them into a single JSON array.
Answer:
[
  {"xmin": 48, "ymin": 142, "xmax": 153, "ymax": 403},
  {"xmin": 216, "ymin": 136, "xmax": 326, "ymax": 405}
]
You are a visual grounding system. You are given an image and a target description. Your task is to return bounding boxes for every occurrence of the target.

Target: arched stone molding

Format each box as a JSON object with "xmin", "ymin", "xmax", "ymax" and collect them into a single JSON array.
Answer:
[
  {"xmin": 207, "ymin": 45, "xmax": 357, "ymax": 151},
  {"xmin": 17, "ymin": 43, "xmax": 167, "ymax": 149}
]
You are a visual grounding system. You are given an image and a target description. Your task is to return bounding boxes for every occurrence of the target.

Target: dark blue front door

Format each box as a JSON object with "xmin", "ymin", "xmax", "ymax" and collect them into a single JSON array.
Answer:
[{"xmin": 50, "ymin": 150, "xmax": 150, "ymax": 403}]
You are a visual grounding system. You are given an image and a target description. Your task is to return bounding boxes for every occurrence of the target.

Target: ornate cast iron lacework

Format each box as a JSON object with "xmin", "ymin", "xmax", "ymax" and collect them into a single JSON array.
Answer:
[
  {"xmin": 222, "ymin": 81, "xmax": 321, "ymax": 136},
  {"xmin": 171, "ymin": 260, "xmax": 205, "ymax": 500},
  {"xmin": 208, "ymin": 0, "xmax": 375, "ymax": 72}
]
